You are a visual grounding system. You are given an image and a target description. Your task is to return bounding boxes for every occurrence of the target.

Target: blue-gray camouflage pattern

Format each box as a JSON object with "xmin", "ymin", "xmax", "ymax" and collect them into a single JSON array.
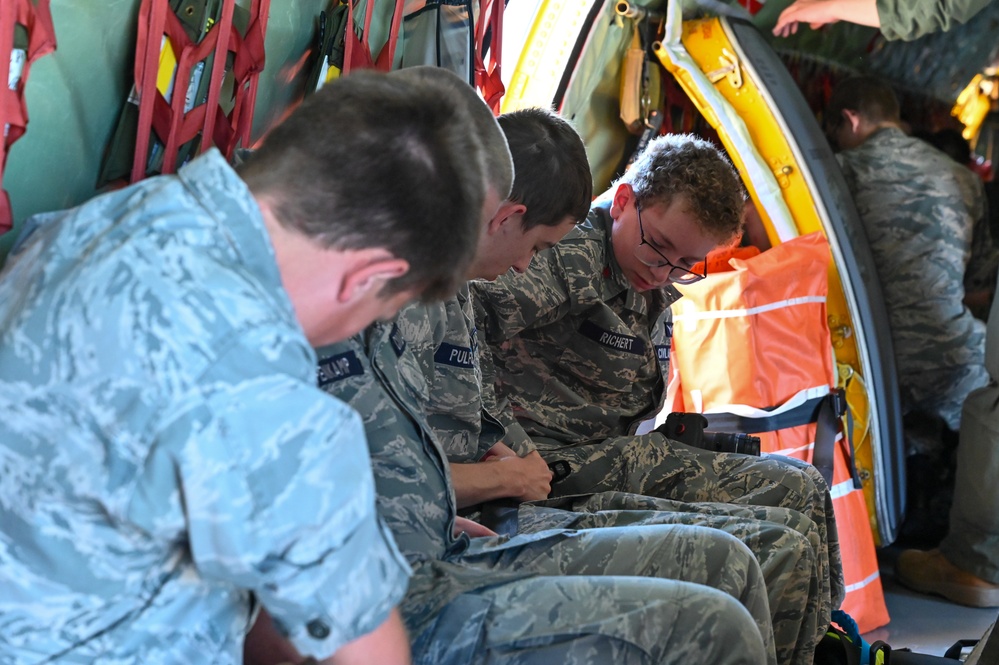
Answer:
[
  {"xmin": 397, "ymin": 288, "xmax": 507, "ymax": 461},
  {"xmin": 400, "ymin": 281, "xmax": 834, "ymax": 663},
  {"xmin": 837, "ymin": 126, "xmax": 990, "ymax": 436},
  {"xmin": 318, "ymin": 323, "xmax": 778, "ymax": 665},
  {"xmin": 0, "ymin": 150, "xmax": 410, "ymax": 664}
]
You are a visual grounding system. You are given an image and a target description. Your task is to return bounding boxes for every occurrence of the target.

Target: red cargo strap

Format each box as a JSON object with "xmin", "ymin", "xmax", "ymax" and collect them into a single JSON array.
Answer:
[
  {"xmin": 342, "ymin": 0, "xmax": 404, "ymax": 74},
  {"xmin": 474, "ymin": 0, "xmax": 504, "ymax": 114},
  {"xmin": 131, "ymin": 0, "xmax": 268, "ymax": 182},
  {"xmin": 213, "ymin": 0, "xmax": 270, "ymax": 157},
  {"xmin": 0, "ymin": 0, "xmax": 56, "ymax": 235}
]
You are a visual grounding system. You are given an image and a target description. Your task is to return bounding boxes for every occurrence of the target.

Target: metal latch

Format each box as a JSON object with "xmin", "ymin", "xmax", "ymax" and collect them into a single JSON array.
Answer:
[{"xmin": 705, "ymin": 48, "xmax": 742, "ymax": 89}]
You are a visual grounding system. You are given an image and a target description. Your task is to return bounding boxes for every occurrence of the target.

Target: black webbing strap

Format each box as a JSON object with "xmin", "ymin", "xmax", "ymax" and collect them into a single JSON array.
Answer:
[
  {"xmin": 703, "ymin": 394, "xmax": 829, "ymax": 434},
  {"xmin": 810, "ymin": 391, "xmax": 841, "ymax": 488},
  {"xmin": 703, "ymin": 389, "xmax": 860, "ymax": 489}
]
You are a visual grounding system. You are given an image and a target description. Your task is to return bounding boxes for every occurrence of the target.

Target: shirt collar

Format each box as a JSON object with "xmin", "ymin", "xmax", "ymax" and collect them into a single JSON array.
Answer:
[{"xmin": 177, "ymin": 149, "xmax": 283, "ymax": 291}]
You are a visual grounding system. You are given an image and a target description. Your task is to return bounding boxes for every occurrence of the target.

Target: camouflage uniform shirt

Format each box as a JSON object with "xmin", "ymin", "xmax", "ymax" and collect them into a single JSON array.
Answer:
[
  {"xmin": 473, "ymin": 201, "xmax": 679, "ymax": 445},
  {"xmin": 837, "ymin": 127, "xmax": 989, "ymax": 428},
  {"xmin": 396, "ymin": 287, "xmax": 510, "ymax": 461},
  {"xmin": 316, "ymin": 325, "xmax": 528, "ymax": 639},
  {"xmin": 0, "ymin": 150, "xmax": 409, "ymax": 663}
]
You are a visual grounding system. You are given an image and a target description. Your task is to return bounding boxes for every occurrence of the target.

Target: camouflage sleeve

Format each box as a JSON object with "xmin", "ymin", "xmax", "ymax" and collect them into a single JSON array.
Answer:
[
  {"xmin": 396, "ymin": 301, "xmax": 448, "ymax": 392},
  {"xmin": 877, "ymin": 0, "xmax": 991, "ymax": 40},
  {"xmin": 471, "ymin": 248, "xmax": 573, "ymax": 344},
  {"xmin": 474, "ymin": 294, "xmax": 537, "ymax": 455},
  {"xmin": 176, "ymin": 333, "xmax": 411, "ymax": 659},
  {"xmin": 490, "ymin": 399, "xmax": 538, "ymax": 457}
]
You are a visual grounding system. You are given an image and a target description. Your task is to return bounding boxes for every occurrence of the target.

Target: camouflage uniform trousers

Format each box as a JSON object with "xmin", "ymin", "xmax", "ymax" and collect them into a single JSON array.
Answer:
[
  {"xmin": 411, "ymin": 523, "xmax": 772, "ymax": 665},
  {"xmin": 517, "ymin": 491, "xmax": 826, "ymax": 665},
  {"xmin": 534, "ymin": 434, "xmax": 845, "ymax": 608}
]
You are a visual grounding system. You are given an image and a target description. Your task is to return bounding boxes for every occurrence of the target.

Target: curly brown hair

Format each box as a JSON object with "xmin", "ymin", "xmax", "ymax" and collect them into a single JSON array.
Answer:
[{"xmin": 616, "ymin": 133, "xmax": 745, "ymax": 244}]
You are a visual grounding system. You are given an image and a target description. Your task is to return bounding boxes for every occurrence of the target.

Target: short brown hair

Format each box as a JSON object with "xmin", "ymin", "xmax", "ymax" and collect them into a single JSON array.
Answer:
[
  {"xmin": 617, "ymin": 133, "xmax": 744, "ymax": 243},
  {"xmin": 499, "ymin": 108, "xmax": 592, "ymax": 230},
  {"xmin": 391, "ymin": 66, "xmax": 513, "ymax": 200},
  {"xmin": 239, "ymin": 71, "xmax": 486, "ymax": 301},
  {"xmin": 827, "ymin": 76, "xmax": 901, "ymax": 125}
]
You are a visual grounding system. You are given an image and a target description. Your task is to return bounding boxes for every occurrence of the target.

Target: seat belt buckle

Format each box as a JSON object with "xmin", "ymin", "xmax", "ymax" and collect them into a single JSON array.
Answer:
[{"xmin": 830, "ymin": 387, "xmax": 848, "ymax": 418}]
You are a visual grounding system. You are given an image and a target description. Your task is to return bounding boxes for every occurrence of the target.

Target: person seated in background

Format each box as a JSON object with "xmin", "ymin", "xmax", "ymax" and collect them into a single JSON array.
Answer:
[
  {"xmin": 828, "ymin": 75, "xmax": 988, "ymax": 477},
  {"xmin": 312, "ymin": 67, "xmax": 776, "ymax": 665},
  {"xmin": 0, "ymin": 70, "xmax": 492, "ymax": 665},
  {"xmin": 397, "ymin": 103, "xmax": 832, "ymax": 665}
]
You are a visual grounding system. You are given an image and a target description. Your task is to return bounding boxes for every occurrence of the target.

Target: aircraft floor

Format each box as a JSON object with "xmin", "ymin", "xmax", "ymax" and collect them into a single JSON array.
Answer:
[{"xmin": 862, "ymin": 546, "xmax": 997, "ymax": 657}]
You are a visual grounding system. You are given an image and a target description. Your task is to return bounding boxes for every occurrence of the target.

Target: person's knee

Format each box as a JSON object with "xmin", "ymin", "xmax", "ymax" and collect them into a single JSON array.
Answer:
[
  {"xmin": 760, "ymin": 453, "xmax": 828, "ymax": 501},
  {"xmin": 607, "ymin": 581, "xmax": 769, "ymax": 665}
]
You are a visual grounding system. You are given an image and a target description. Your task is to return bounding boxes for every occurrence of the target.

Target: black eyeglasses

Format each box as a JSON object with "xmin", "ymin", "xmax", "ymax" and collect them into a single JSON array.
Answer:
[{"xmin": 635, "ymin": 204, "xmax": 707, "ymax": 284}]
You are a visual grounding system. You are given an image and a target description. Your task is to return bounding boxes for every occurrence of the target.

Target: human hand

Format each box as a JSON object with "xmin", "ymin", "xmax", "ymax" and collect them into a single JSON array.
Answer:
[
  {"xmin": 773, "ymin": 0, "xmax": 879, "ymax": 37},
  {"xmin": 773, "ymin": 0, "xmax": 841, "ymax": 36},
  {"xmin": 497, "ymin": 450, "xmax": 553, "ymax": 502},
  {"xmin": 245, "ymin": 609, "xmax": 302, "ymax": 665},
  {"xmin": 453, "ymin": 516, "xmax": 499, "ymax": 538},
  {"xmin": 481, "ymin": 441, "xmax": 518, "ymax": 461},
  {"xmin": 326, "ymin": 609, "xmax": 411, "ymax": 665}
]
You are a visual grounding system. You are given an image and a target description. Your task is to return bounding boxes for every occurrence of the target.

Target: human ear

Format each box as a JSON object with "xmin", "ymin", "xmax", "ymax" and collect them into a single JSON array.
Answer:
[
  {"xmin": 609, "ymin": 183, "xmax": 634, "ymax": 219},
  {"xmin": 339, "ymin": 257, "xmax": 410, "ymax": 303},
  {"xmin": 842, "ymin": 109, "xmax": 862, "ymax": 133},
  {"xmin": 488, "ymin": 201, "xmax": 528, "ymax": 235}
]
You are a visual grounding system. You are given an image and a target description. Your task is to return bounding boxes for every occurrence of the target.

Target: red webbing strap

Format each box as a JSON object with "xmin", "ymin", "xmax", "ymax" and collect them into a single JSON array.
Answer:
[
  {"xmin": 343, "ymin": 0, "xmax": 404, "ymax": 75},
  {"xmin": 212, "ymin": 0, "xmax": 270, "ymax": 156},
  {"xmin": 474, "ymin": 0, "xmax": 504, "ymax": 114},
  {"xmin": 131, "ymin": 0, "xmax": 167, "ymax": 183},
  {"xmin": 0, "ymin": 0, "xmax": 56, "ymax": 235},
  {"xmin": 133, "ymin": 0, "xmax": 268, "ymax": 182},
  {"xmin": 375, "ymin": 0, "xmax": 404, "ymax": 70}
]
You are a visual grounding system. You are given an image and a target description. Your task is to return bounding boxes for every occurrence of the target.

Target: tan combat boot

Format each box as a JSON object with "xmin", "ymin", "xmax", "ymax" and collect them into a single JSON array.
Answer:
[{"xmin": 896, "ymin": 549, "xmax": 999, "ymax": 608}]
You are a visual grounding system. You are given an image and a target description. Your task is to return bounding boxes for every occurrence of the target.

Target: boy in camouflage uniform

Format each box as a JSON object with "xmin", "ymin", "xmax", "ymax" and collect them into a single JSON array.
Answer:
[
  {"xmin": 829, "ymin": 76, "xmax": 989, "ymax": 454},
  {"xmin": 396, "ymin": 107, "xmax": 838, "ymax": 662},
  {"xmin": 0, "ymin": 71, "xmax": 489, "ymax": 664},
  {"xmin": 472, "ymin": 134, "xmax": 842, "ymax": 600}
]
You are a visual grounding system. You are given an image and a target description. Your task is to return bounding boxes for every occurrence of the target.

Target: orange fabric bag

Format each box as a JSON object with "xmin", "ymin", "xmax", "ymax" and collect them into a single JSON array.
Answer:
[{"xmin": 667, "ymin": 231, "xmax": 889, "ymax": 633}]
